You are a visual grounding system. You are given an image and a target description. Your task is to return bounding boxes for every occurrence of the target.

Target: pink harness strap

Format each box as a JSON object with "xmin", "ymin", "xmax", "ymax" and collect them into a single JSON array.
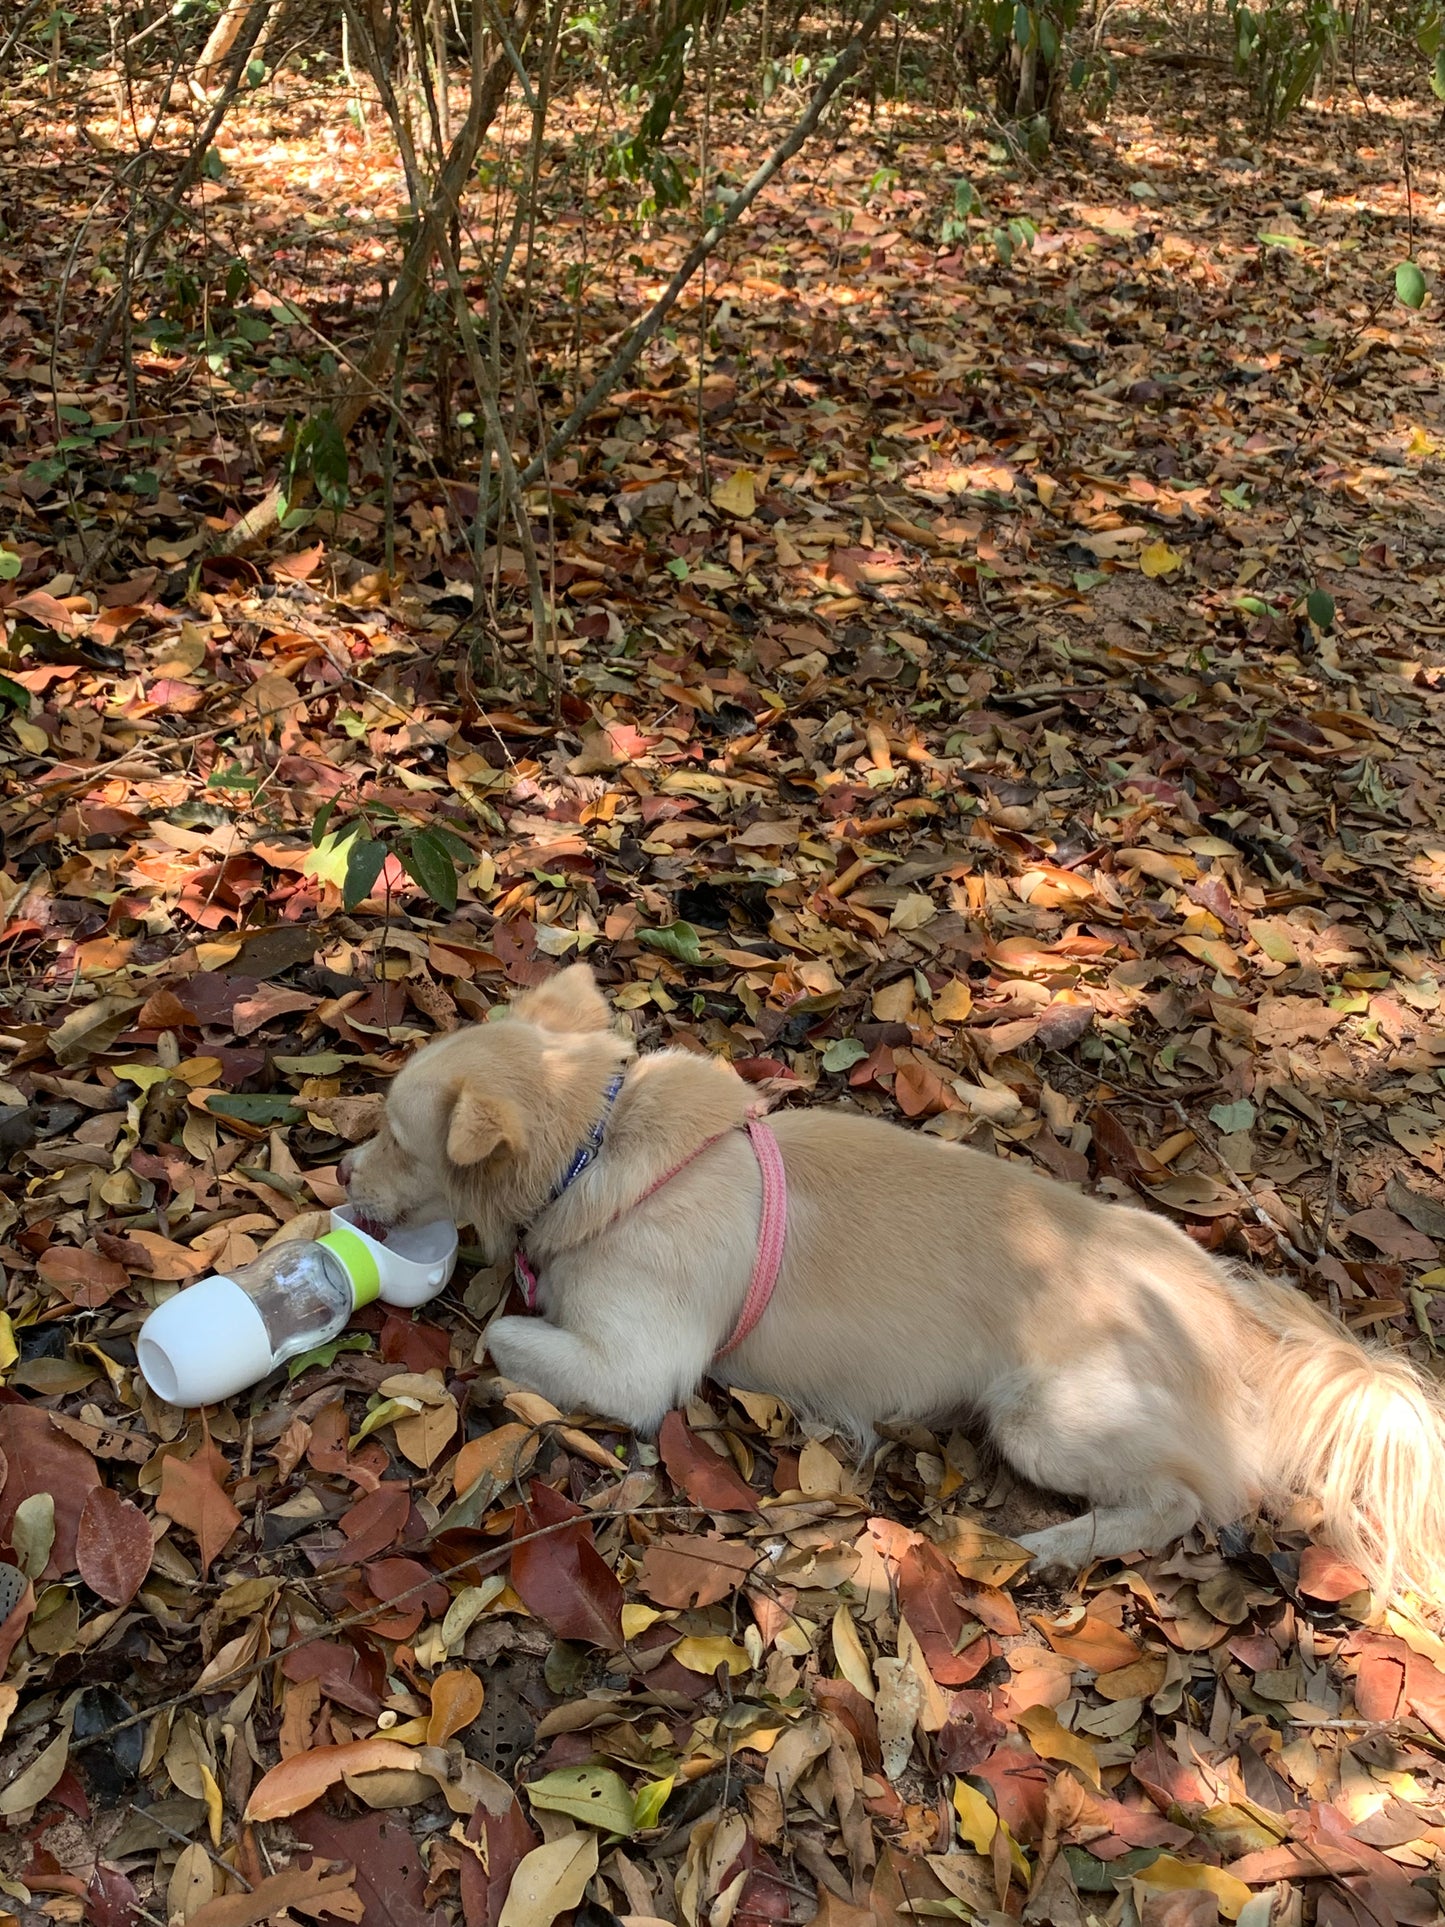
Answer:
[
  {"xmin": 714, "ymin": 1117, "xmax": 786, "ymax": 1358},
  {"xmin": 514, "ymin": 1113, "xmax": 787, "ymax": 1358}
]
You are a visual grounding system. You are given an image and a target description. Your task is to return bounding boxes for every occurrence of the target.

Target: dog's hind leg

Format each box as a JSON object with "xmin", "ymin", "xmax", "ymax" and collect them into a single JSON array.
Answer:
[
  {"xmin": 982, "ymin": 1355, "xmax": 1228, "ymax": 1573},
  {"xmin": 1017, "ymin": 1489, "xmax": 1204, "ymax": 1573}
]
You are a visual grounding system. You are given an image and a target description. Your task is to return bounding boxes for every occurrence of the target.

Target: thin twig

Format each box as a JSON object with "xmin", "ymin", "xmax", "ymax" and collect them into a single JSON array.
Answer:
[
  {"xmin": 65, "ymin": 1502, "xmax": 707, "ymax": 1753},
  {"xmin": 1173, "ymin": 1099, "xmax": 1314, "ymax": 1272},
  {"xmin": 514, "ymin": 0, "xmax": 892, "ymax": 494}
]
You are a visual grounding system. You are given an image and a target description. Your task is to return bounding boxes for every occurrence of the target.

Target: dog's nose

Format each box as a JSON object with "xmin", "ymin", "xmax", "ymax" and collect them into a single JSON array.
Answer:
[{"xmin": 337, "ymin": 1152, "xmax": 355, "ymax": 1188}]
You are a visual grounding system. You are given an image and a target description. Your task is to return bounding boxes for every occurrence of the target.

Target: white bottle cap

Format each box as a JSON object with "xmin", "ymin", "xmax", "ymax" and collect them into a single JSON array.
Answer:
[
  {"xmin": 329, "ymin": 1206, "xmax": 457, "ymax": 1309},
  {"xmin": 136, "ymin": 1275, "xmax": 275, "ymax": 1407}
]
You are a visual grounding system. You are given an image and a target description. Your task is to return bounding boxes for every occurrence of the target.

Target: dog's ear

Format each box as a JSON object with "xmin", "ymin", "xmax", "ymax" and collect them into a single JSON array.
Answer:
[
  {"xmin": 512, "ymin": 963, "xmax": 610, "ymax": 1034},
  {"xmin": 446, "ymin": 1088, "xmax": 524, "ymax": 1166}
]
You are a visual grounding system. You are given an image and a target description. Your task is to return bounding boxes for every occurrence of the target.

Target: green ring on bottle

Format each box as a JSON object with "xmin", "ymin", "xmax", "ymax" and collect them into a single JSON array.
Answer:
[{"xmin": 318, "ymin": 1227, "xmax": 382, "ymax": 1307}]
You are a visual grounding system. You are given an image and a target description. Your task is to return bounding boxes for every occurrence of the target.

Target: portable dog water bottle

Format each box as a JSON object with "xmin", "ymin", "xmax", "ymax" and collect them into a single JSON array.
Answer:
[{"xmin": 136, "ymin": 1207, "xmax": 458, "ymax": 1407}]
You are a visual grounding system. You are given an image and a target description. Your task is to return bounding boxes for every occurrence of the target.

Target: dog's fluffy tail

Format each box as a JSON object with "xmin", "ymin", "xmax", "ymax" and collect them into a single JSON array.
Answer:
[{"xmin": 1245, "ymin": 1277, "xmax": 1445, "ymax": 1607}]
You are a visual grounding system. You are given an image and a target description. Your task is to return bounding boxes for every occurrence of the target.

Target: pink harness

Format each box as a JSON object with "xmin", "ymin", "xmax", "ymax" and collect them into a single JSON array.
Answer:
[{"xmin": 514, "ymin": 1114, "xmax": 787, "ymax": 1360}]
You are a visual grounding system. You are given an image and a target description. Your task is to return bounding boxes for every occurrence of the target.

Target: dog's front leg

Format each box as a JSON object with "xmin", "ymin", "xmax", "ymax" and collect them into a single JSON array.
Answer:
[{"xmin": 487, "ymin": 1314, "xmax": 697, "ymax": 1435}]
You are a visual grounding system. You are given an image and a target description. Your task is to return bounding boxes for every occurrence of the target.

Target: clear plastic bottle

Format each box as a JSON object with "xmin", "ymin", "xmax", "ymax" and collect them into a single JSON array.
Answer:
[
  {"xmin": 136, "ymin": 1213, "xmax": 458, "ymax": 1408},
  {"xmin": 226, "ymin": 1239, "xmax": 357, "ymax": 1362}
]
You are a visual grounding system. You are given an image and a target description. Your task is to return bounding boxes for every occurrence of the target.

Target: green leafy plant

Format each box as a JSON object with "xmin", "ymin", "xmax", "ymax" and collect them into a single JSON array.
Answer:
[
  {"xmin": 1227, "ymin": 0, "xmax": 1342, "ymax": 131},
  {"xmin": 280, "ymin": 410, "xmax": 349, "ymax": 525},
  {"xmin": 310, "ymin": 804, "xmax": 472, "ymax": 916}
]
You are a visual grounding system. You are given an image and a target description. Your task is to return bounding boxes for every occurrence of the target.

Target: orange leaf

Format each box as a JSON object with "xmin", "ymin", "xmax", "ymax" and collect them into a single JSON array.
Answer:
[
  {"xmin": 244, "ymin": 1739, "xmax": 425, "ymax": 1821},
  {"xmin": 453, "ymin": 1422, "xmax": 539, "ymax": 1497},
  {"xmin": 427, "ymin": 1667, "xmax": 486, "ymax": 1746},
  {"xmin": 157, "ymin": 1453, "xmax": 242, "ymax": 1579},
  {"xmin": 1032, "ymin": 1609, "xmax": 1141, "ymax": 1674}
]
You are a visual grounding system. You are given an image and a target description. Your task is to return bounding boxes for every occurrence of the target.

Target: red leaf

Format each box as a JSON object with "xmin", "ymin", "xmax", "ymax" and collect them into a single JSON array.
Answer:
[
  {"xmin": 76, "ymin": 1488, "xmax": 153, "ymax": 1608},
  {"xmin": 156, "ymin": 1452, "xmax": 242, "ymax": 1579},
  {"xmin": 298, "ymin": 1809, "xmax": 446, "ymax": 1927},
  {"xmin": 319, "ymin": 1481, "xmax": 413, "ymax": 1569},
  {"xmin": 306, "ymin": 1401, "xmax": 386, "ymax": 1493},
  {"xmin": 0, "ymin": 1404, "xmax": 102, "ymax": 1579},
  {"xmin": 280, "ymin": 1637, "xmax": 384, "ymax": 1717},
  {"xmin": 658, "ymin": 1410, "xmax": 760, "ymax": 1512},
  {"xmin": 380, "ymin": 1313, "xmax": 451, "ymax": 1375},
  {"xmin": 510, "ymin": 1480, "xmax": 623, "ymax": 1650},
  {"xmin": 460, "ymin": 1791, "xmax": 538, "ymax": 1927},
  {"xmin": 84, "ymin": 1864, "xmax": 140, "ymax": 1927},
  {"xmin": 897, "ymin": 1537, "xmax": 997, "ymax": 1686}
]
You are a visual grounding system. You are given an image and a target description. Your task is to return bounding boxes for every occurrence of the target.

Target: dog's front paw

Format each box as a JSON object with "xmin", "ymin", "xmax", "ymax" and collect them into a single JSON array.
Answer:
[{"xmin": 485, "ymin": 1314, "xmax": 539, "ymax": 1383}]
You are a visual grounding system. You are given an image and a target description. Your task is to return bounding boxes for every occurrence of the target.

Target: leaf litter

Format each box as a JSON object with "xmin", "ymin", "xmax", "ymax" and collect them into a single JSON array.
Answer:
[{"xmin": 2, "ymin": 24, "xmax": 1445, "ymax": 1927}]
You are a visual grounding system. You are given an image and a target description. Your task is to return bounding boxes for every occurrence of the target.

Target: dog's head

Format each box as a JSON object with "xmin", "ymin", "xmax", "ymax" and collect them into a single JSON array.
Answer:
[{"xmin": 340, "ymin": 964, "xmax": 632, "ymax": 1259}]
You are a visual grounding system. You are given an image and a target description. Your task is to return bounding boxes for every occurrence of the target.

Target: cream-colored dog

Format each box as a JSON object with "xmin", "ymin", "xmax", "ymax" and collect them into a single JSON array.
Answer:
[{"xmin": 342, "ymin": 964, "xmax": 1445, "ymax": 1600}]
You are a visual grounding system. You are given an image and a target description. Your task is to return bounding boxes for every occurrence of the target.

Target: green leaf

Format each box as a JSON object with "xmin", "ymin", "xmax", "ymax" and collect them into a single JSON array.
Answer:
[
  {"xmin": 637, "ymin": 919, "xmax": 703, "ymax": 965},
  {"xmin": 631, "ymin": 1772, "xmax": 674, "ymax": 1831},
  {"xmin": 1433, "ymin": 46, "xmax": 1445, "ymax": 99},
  {"xmin": 287, "ymin": 1331, "xmax": 373, "ymax": 1381},
  {"xmin": 1305, "ymin": 588, "xmax": 1335, "ymax": 630},
  {"xmin": 204, "ymin": 1094, "xmax": 302, "ymax": 1126},
  {"xmin": 426, "ymin": 823, "xmax": 474, "ymax": 864},
  {"xmin": 311, "ymin": 800, "xmax": 338, "ymax": 847},
  {"xmin": 402, "ymin": 829, "xmax": 459, "ymax": 913},
  {"xmin": 822, "ymin": 1036, "xmax": 869, "ymax": 1073},
  {"xmin": 208, "ymin": 762, "xmax": 258, "ymax": 792},
  {"xmin": 526, "ymin": 1764, "xmax": 637, "ymax": 1836},
  {"xmin": 272, "ymin": 1051, "xmax": 349, "ymax": 1074},
  {"xmin": 1396, "ymin": 260, "xmax": 1428, "ymax": 310},
  {"xmin": 343, "ymin": 835, "xmax": 390, "ymax": 911},
  {"xmin": 1013, "ymin": 0, "xmax": 1032, "ymax": 45},
  {"xmin": 0, "ymin": 549, "xmax": 21, "ymax": 581},
  {"xmin": 0, "ymin": 674, "xmax": 28, "ymax": 711},
  {"xmin": 1209, "ymin": 1099, "xmax": 1256, "ymax": 1135}
]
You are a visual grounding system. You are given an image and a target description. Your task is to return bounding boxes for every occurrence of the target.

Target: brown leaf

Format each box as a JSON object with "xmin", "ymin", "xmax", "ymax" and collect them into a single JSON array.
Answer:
[
  {"xmin": 657, "ymin": 1410, "xmax": 760, "ymax": 1512},
  {"xmin": 156, "ymin": 1452, "xmax": 242, "ymax": 1579},
  {"xmin": 0, "ymin": 1404, "xmax": 102, "ymax": 1580},
  {"xmin": 897, "ymin": 1538, "xmax": 995, "ymax": 1686},
  {"xmin": 1341, "ymin": 1206, "xmax": 1436, "ymax": 1261},
  {"xmin": 189, "ymin": 1861, "xmax": 362, "ymax": 1927},
  {"xmin": 510, "ymin": 1480, "xmax": 623, "ymax": 1650},
  {"xmin": 636, "ymin": 1532, "xmax": 759, "ymax": 1608},
  {"xmin": 36, "ymin": 1244, "xmax": 129, "ymax": 1308},
  {"xmin": 1251, "ymin": 995, "xmax": 1345, "ymax": 1048},
  {"xmin": 75, "ymin": 1487, "xmax": 153, "ymax": 1608}
]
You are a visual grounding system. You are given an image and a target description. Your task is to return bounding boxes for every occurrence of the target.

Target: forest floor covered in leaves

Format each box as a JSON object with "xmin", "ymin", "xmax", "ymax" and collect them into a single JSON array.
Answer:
[{"xmin": 3, "ymin": 21, "xmax": 1445, "ymax": 1927}]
